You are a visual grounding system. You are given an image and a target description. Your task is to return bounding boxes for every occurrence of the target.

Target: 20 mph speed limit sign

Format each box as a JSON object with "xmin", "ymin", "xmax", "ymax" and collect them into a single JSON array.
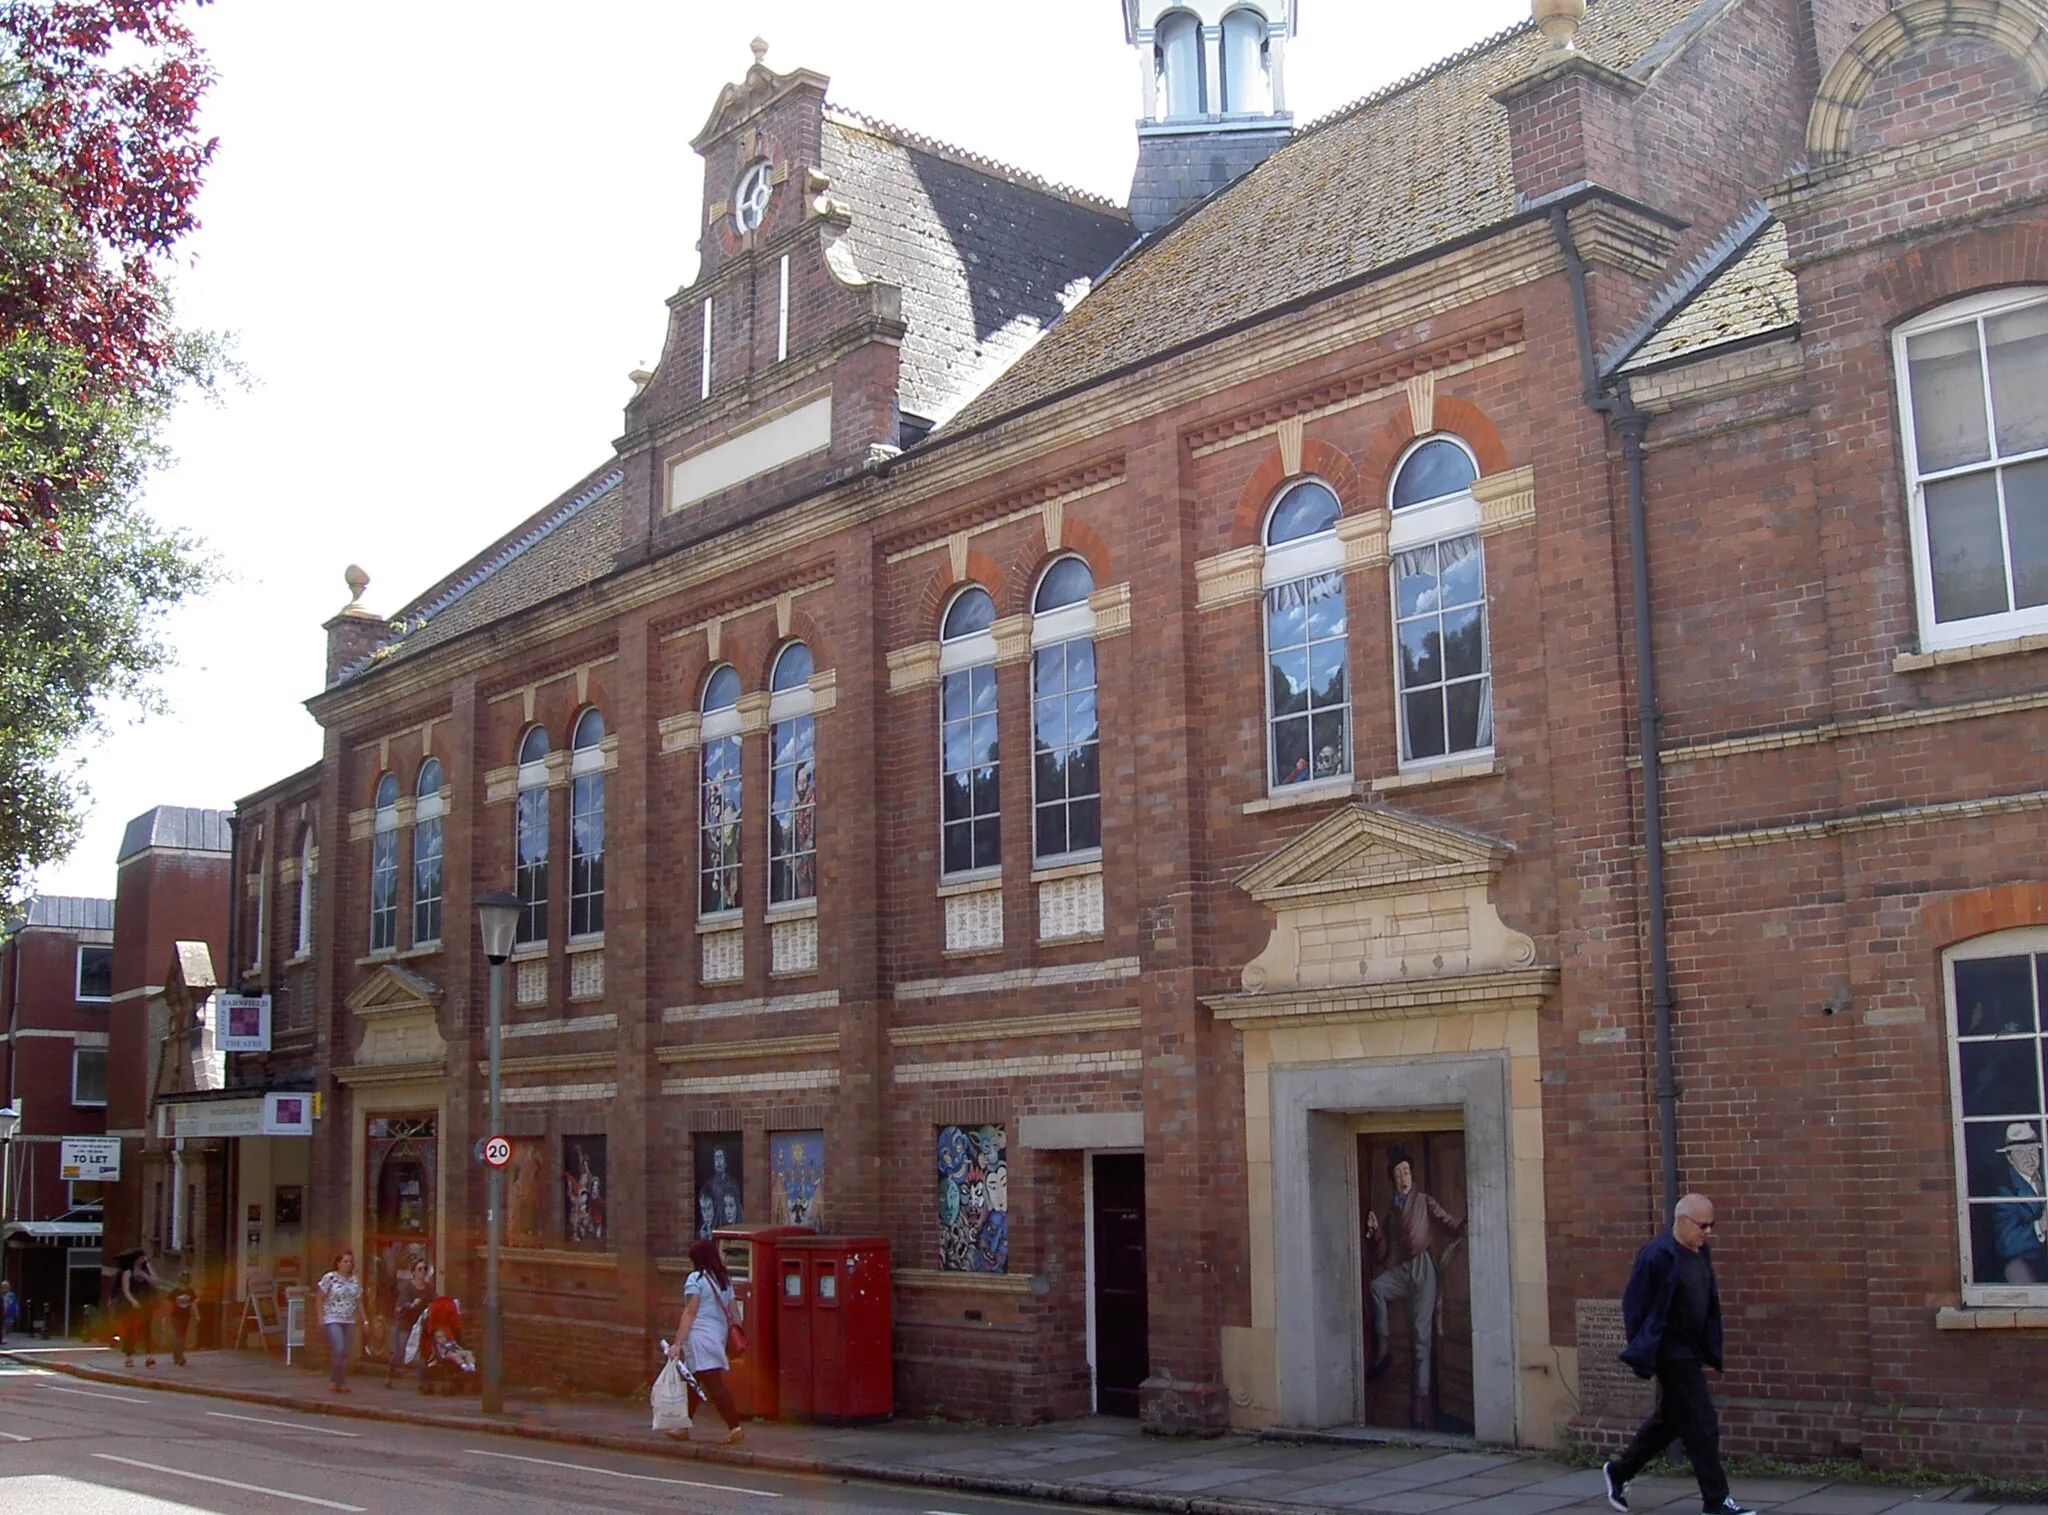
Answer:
[{"xmin": 483, "ymin": 1136, "xmax": 512, "ymax": 1168}]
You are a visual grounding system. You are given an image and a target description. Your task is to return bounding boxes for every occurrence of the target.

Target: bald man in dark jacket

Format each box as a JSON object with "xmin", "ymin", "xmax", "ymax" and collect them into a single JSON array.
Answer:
[{"xmin": 1603, "ymin": 1195, "xmax": 1752, "ymax": 1515}]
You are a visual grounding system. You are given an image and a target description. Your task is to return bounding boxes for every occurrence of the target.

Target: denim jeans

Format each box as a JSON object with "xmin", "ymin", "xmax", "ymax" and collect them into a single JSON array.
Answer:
[{"xmin": 324, "ymin": 1321, "xmax": 354, "ymax": 1388}]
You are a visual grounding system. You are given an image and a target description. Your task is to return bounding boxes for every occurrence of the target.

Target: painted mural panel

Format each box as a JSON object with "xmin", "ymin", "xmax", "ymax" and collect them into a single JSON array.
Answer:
[
  {"xmin": 1359, "ymin": 1130, "xmax": 1471, "ymax": 1433},
  {"xmin": 770, "ymin": 1130, "xmax": 824, "ymax": 1228},
  {"xmin": 694, "ymin": 1132, "xmax": 744, "ymax": 1238},
  {"xmin": 562, "ymin": 1135, "xmax": 607, "ymax": 1247},
  {"xmin": 937, "ymin": 1123, "xmax": 1008, "ymax": 1272},
  {"xmin": 505, "ymin": 1138, "xmax": 547, "ymax": 1248}
]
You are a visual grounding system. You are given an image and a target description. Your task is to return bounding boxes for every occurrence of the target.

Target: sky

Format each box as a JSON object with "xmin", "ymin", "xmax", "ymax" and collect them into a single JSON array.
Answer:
[{"xmin": 33, "ymin": 0, "xmax": 1531, "ymax": 898}]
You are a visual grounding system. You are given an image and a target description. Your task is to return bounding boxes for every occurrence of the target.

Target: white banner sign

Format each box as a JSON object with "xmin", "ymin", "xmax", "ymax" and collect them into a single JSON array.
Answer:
[
  {"xmin": 216, "ymin": 993, "xmax": 272, "ymax": 1053},
  {"xmin": 163, "ymin": 1092, "xmax": 313, "ymax": 1140},
  {"xmin": 59, "ymin": 1136, "xmax": 121, "ymax": 1182}
]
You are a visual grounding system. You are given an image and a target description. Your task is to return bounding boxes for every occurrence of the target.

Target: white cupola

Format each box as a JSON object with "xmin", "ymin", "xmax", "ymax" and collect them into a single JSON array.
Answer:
[{"xmin": 1123, "ymin": 1, "xmax": 1299, "ymax": 232}]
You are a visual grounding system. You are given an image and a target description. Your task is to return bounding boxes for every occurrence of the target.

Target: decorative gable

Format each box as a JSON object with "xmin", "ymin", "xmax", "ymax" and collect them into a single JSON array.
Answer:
[
  {"xmin": 342, "ymin": 963, "xmax": 447, "ymax": 1074},
  {"xmin": 1220, "ymin": 804, "xmax": 1548, "ymax": 1018}
]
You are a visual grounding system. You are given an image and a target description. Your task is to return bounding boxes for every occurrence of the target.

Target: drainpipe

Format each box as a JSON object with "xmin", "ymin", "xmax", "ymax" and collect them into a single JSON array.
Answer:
[{"xmin": 1551, "ymin": 206, "xmax": 1681, "ymax": 1224}]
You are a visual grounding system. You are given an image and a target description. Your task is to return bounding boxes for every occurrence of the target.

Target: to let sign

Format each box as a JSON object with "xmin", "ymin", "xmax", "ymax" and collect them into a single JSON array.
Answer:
[{"xmin": 60, "ymin": 1136, "xmax": 121, "ymax": 1182}]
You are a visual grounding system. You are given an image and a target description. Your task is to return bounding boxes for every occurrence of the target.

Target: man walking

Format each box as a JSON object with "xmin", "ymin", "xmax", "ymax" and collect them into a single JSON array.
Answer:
[{"xmin": 1604, "ymin": 1194, "xmax": 1753, "ymax": 1515}]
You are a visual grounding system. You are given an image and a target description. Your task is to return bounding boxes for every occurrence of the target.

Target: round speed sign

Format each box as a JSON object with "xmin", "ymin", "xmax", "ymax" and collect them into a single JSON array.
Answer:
[{"xmin": 483, "ymin": 1136, "xmax": 512, "ymax": 1168}]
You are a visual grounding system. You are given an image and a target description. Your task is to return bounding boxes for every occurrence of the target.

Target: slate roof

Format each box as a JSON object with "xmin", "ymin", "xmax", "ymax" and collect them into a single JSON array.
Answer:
[
  {"xmin": 333, "ymin": 465, "xmax": 625, "ymax": 682},
  {"xmin": 18, "ymin": 896, "xmax": 114, "ymax": 932},
  {"xmin": 945, "ymin": 0, "xmax": 1716, "ymax": 433},
  {"xmin": 119, "ymin": 806, "xmax": 231, "ymax": 861},
  {"xmin": 1617, "ymin": 218, "xmax": 1799, "ymax": 373},
  {"xmin": 820, "ymin": 109, "xmax": 1134, "ymax": 426}
]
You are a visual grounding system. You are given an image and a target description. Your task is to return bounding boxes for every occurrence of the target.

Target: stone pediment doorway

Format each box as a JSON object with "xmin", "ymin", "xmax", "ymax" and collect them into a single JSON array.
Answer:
[{"xmin": 1206, "ymin": 803, "xmax": 1564, "ymax": 1448}]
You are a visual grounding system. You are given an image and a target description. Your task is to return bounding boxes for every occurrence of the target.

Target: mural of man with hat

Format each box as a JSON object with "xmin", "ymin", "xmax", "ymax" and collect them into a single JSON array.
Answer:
[
  {"xmin": 1991, "ymin": 1120, "xmax": 2047, "ymax": 1284},
  {"xmin": 1364, "ymin": 1143, "xmax": 1463, "ymax": 1429}
]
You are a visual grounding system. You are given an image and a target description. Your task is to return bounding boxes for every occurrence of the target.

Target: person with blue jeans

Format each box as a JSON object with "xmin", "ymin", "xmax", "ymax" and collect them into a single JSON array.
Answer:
[{"xmin": 315, "ymin": 1251, "xmax": 367, "ymax": 1393}]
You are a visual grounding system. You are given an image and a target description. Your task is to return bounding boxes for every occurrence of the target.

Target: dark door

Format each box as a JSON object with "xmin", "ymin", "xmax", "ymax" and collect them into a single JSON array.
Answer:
[
  {"xmin": 1357, "ymin": 1130, "xmax": 1473, "ymax": 1434},
  {"xmin": 1091, "ymin": 1154, "xmax": 1148, "ymax": 1418}
]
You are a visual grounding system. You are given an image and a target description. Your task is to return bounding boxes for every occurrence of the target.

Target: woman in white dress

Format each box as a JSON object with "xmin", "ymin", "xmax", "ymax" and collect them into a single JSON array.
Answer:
[{"xmin": 666, "ymin": 1237, "xmax": 743, "ymax": 1442}]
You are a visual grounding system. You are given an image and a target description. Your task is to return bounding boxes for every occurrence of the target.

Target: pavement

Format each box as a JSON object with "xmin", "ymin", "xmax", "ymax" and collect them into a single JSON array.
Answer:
[{"xmin": 1, "ymin": 1341, "xmax": 2041, "ymax": 1515}]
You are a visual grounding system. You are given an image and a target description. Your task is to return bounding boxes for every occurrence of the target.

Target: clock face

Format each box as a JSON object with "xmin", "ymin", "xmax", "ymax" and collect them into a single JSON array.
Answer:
[{"xmin": 733, "ymin": 161, "xmax": 773, "ymax": 233}]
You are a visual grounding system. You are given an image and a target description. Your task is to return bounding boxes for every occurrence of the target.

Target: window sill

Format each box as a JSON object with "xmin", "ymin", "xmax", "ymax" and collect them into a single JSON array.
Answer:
[
  {"xmin": 509, "ymin": 945, "xmax": 549, "ymax": 964},
  {"xmin": 1895, "ymin": 630, "xmax": 2048, "ymax": 672},
  {"xmin": 1038, "ymin": 931, "xmax": 1106, "ymax": 948},
  {"xmin": 398, "ymin": 943, "xmax": 441, "ymax": 961},
  {"xmin": 567, "ymin": 934, "xmax": 604, "ymax": 952},
  {"xmin": 942, "ymin": 943, "xmax": 1005, "ymax": 960},
  {"xmin": 353, "ymin": 950, "xmax": 399, "ymax": 968},
  {"xmin": 766, "ymin": 899, "xmax": 818, "ymax": 922},
  {"xmin": 696, "ymin": 913, "xmax": 744, "ymax": 936},
  {"xmin": 1030, "ymin": 856, "xmax": 1102, "ymax": 885},
  {"xmin": 1242, "ymin": 779, "xmax": 1355, "ymax": 816},
  {"xmin": 937, "ymin": 871, "xmax": 1003, "ymax": 899},
  {"xmin": 1371, "ymin": 756, "xmax": 1503, "ymax": 793},
  {"xmin": 284, "ymin": 953, "xmax": 310, "ymax": 969},
  {"xmin": 1935, "ymin": 1305, "xmax": 2048, "ymax": 1330}
]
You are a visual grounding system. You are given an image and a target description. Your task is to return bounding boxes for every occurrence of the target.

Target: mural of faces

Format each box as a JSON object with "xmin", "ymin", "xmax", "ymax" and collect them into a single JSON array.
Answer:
[
  {"xmin": 937, "ymin": 1124, "xmax": 1008, "ymax": 1273},
  {"xmin": 694, "ymin": 1132, "xmax": 744, "ymax": 1240}
]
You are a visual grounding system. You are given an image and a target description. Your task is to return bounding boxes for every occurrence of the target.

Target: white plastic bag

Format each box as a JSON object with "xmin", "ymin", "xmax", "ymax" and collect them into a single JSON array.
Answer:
[
  {"xmin": 650, "ymin": 1357, "xmax": 692, "ymax": 1433},
  {"xmin": 403, "ymin": 1313, "xmax": 424, "ymax": 1366}
]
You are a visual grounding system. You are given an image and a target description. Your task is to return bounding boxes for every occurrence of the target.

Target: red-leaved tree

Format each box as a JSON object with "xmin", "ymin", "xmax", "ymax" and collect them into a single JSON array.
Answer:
[{"xmin": 0, "ymin": 0, "xmax": 217, "ymax": 538}]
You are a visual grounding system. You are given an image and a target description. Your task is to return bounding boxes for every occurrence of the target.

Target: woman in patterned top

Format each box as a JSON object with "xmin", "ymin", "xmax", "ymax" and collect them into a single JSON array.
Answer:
[{"xmin": 315, "ymin": 1251, "xmax": 368, "ymax": 1393}]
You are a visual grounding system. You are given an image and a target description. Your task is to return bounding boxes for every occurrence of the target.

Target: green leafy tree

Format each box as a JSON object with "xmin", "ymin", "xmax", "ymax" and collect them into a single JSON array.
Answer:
[{"xmin": 1, "ymin": 1, "xmax": 220, "ymax": 903}]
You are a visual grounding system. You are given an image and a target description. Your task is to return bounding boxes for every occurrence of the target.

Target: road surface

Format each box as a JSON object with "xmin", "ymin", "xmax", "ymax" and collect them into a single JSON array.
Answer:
[{"xmin": 0, "ymin": 1358, "xmax": 1101, "ymax": 1515}]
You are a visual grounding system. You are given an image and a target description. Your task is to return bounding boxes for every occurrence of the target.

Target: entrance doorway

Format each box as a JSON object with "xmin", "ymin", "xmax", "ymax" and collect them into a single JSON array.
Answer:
[
  {"xmin": 365, "ymin": 1114, "xmax": 437, "ymax": 1326},
  {"xmin": 1356, "ymin": 1129, "xmax": 1472, "ymax": 1433},
  {"xmin": 1090, "ymin": 1153, "xmax": 1148, "ymax": 1417}
]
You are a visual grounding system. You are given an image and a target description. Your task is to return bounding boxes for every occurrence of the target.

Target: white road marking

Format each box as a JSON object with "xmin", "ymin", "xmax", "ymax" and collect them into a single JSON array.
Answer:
[
  {"xmin": 38, "ymin": 1382, "xmax": 147, "ymax": 1404},
  {"xmin": 207, "ymin": 1410, "xmax": 363, "ymax": 1438},
  {"xmin": 91, "ymin": 1453, "xmax": 369, "ymax": 1511},
  {"xmin": 0, "ymin": 1427, "xmax": 32, "ymax": 1441},
  {"xmin": 466, "ymin": 1447, "xmax": 781, "ymax": 1498}
]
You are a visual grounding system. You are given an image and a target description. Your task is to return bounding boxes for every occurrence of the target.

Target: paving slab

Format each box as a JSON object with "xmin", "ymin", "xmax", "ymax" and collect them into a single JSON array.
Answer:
[{"xmin": 1777, "ymin": 1493, "xmax": 1936, "ymax": 1515}]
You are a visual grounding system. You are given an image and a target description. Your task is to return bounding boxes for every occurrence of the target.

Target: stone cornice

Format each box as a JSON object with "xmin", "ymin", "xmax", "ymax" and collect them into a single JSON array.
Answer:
[
  {"xmin": 1203, "ymin": 966, "xmax": 1560, "ymax": 1027},
  {"xmin": 1770, "ymin": 102, "xmax": 2048, "ymax": 227},
  {"xmin": 474, "ymin": 1051, "xmax": 616, "ymax": 1077},
  {"xmin": 887, "ymin": 1007, "xmax": 1141, "ymax": 1047},
  {"xmin": 655, "ymin": 1032, "xmax": 840, "ymax": 1064},
  {"xmin": 333, "ymin": 1058, "xmax": 446, "ymax": 1087}
]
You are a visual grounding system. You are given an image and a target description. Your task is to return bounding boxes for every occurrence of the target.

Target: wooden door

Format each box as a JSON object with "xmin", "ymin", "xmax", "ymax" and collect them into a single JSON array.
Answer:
[
  {"xmin": 1091, "ymin": 1154, "xmax": 1148, "ymax": 1418},
  {"xmin": 1357, "ymin": 1129, "xmax": 1473, "ymax": 1433}
]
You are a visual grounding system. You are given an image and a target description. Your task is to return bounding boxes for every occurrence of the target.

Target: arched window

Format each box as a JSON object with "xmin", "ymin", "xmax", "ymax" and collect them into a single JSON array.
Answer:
[
  {"xmin": 1945, "ymin": 926, "xmax": 2048, "ymax": 1301},
  {"xmin": 700, "ymin": 666, "xmax": 744, "ymax": 916},
  {"xmin": 1220, "ymin": 7, "xmax": 1271, "ymax": 114},
  {"xmin": 1388, "ymin": 435, "xmax": 1491, "ymax": 764},
  {"xmin": 1031, "ymin": 558, "xmax": 1101, "ymax": 861},
  {"xmin": 768, "ymin": 643, "xmax": 819, "ymax": 906},
  {"xmin": 413, "ymin": 757, "xmax": 445, "ymax": 946},
  {"xmin": 515, "ymin": 727, "xmax": 550, "ymax": 945},
  {"xmin": 1156, "ymin": 10, "xmax": 1205, "ymax": 120},
  {"xmin": 570, "ymin": 710, "xmax": 605, "ymax": 937},
  {"xmin": 1895, "ymin": 289, "xmax": 2048, "ymax": 650},
  {"xmin": 1261, "ymin": 481, "xmax": 1349, "ymax": 788},
  {"xmin": 295, "ymin": 825, "xmax": 314, "ymax": 958},
  {"xmin": 369, "ymin": 772, "xmax": 399, "ymax": 953},
  {"xmin": 939, "ymin": 586, "xmax": 1001, "ymax": 876}
]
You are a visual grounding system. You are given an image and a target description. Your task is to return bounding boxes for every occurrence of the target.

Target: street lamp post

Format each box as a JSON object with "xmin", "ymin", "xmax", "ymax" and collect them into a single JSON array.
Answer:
[
  {"xmin": 0, "ymin": 1104, "xmax": 20, "ymax": 1231},
  {"xmin": 474, "ymin": 890, "xmax": 520, "ymax": 1416}
]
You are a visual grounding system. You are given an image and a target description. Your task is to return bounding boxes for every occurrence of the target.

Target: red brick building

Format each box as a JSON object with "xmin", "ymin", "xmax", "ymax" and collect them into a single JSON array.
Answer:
[
  {"xmin": 0, "ymin": 895, "xmax": 115, "ymax": 1334},
  {"xmin": 237, "ymin": 0, "xmax": 2048, "ymax": 1474}
]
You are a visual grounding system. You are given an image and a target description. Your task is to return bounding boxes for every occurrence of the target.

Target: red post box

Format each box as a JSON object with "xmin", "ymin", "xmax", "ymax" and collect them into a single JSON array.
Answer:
[
  {"xmin": 711, "ymin": 1224, "xmax": 812, "ymax": 1421},
  {"xmin": 775, "ymin": 1235, "xmax": 892, "ymax": 1423}
]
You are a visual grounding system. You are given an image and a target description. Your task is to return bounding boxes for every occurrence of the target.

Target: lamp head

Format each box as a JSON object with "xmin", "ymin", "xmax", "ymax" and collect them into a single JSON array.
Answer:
[
  {"xmin": 0, "ymin": 1105, "xmax": 20, "ymax": 1143},
  {"xmin": 475, "ymin": 890, "xmax": 521, "ymax": 964}
]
